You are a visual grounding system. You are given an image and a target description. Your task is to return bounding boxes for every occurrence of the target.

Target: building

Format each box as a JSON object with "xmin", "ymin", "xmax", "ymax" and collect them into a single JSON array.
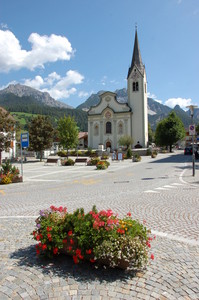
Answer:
[{"xmin": 88, "ymin": 29, "xmax": 148, "ymax": 151}]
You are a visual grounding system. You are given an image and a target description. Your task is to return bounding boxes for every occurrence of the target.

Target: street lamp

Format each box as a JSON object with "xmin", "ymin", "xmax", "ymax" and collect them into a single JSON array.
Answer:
[{"xmin": 186, "ymin": 105, "xmax": 198, "ymax": 176}]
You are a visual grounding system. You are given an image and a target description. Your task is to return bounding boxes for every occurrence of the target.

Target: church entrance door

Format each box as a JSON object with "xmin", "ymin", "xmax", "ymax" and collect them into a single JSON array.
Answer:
[{"xmin": 106, "ymin": 141, "xmax": 111, "ymax": 149}]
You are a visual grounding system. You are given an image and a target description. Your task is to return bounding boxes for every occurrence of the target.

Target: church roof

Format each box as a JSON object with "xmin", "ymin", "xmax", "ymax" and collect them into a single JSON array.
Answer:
[{"xmin": 127, "ymin": 29, "xmax": 144, "ymax": 78}]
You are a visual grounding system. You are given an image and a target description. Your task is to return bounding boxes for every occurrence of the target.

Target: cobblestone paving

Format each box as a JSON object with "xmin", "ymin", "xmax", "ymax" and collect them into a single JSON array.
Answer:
[{"xmin": 0, "ymin": 154, "xmax": 199, "ymax": 299}]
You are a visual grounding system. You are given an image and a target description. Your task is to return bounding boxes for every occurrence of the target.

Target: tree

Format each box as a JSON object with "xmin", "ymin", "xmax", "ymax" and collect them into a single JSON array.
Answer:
[
  {"xmin": 28, "ymin": 115, "xmax": 54, "ymax": 161},
  {"xmin": 155, "ymin": 111, "xmax": 185, "ymax": 152},
  {"xmin": 118, "ymin": 135, "xmax": 134, "ymax": 149},
  {"xmin": 0, "ymin": 107, "xmax": 15, "ymax": 164},
  {"xmin": 57, "ymin": 115, "xmax": 79, "ymax": 157},
  {"xmin": 148, "ymin": 123, "xmax": 154, "ymax": 144}
]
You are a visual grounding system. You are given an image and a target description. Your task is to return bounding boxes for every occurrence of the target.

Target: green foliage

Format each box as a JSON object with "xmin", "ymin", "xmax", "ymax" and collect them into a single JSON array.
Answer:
[
  {"xmin": 89, "ymin": 157, "xmax": 100, "ymax": 166},
  {"xmin": 96, "ymin": 161, "xmax": 110, "ymax": 170},
  {"xmin": 155, "ymin": 111, "xmax": 185, "ymax": 152},
  {"xmin": 133, "ymin": 154, "xmax": 141, "ymax": 162},
  {"xmin": 0, "ymin": 108, "xmax": 15, "ymax": 164},
  {"xmin": 57, "ymin": 150, "xmax": 67, "ymax": 157},
  {"xmin": 0, "ymin": 160, "xmax": 21, "ymax": 184},
  {"xmin": 126, "ymin": 147, "xmax": 132, "ymax": 158},
  {"xmin": 57, "ymin": 116, "xmax": 79, "ymax": 156},
  {"xmin": 148, "ymin": 123, "xmax": 154, "ymax": 143},
  {"xmin": 32, "ymin": 206, "xmax": 154, "ymax": 269},
  {"xmin": 61, "ymin": 158, "xmax": 75, "ymax": 166},
  {"xmin": 28, "ymin": 115, "xmax": 54, "ymax": 161},
  {"xmin": 0, "ymin": 93, "xmax": 88, "ymax": 131},
  {"xmin": 118, "ymin": 135, "xmax": 134, "ymax": 149}
]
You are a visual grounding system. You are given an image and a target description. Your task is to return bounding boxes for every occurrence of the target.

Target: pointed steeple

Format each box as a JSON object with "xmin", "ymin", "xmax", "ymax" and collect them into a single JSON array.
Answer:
[{"xmin": 127, "ymin": 28, "xmax": 144, "ymax": 78}]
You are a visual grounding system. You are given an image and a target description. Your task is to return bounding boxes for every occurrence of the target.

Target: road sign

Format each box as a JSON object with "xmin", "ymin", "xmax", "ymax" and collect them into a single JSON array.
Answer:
[
  {"xmin": 21, "ymin": 132, "xmax": 29, "ymax": 148},
  {"xmin": 189, "ymin": 125, "xmax": 195, "ymax": 136}
]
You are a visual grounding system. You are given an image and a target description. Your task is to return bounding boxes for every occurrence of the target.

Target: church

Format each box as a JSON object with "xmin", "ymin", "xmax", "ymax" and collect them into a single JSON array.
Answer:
[{"xmin": 87, "ymin": 29, "xmax": 148, "ymax": 151}]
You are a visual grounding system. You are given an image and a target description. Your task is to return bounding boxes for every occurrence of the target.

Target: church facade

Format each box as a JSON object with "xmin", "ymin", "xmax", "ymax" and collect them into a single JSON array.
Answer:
[{"xmin": 88, "ymin": 30, "xmax": 148, "ymax": 150}]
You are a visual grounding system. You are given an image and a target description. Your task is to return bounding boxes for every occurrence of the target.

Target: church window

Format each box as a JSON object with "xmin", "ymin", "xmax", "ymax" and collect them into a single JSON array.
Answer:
[
  {"xmin": 106, "ymin": 122, "xmax": 112, "ymax": 134},
  {"xmin": 118, "ymin": 123, "xmax": 123, "ymax": 134},
  {"xmin": 94, "ymin": 124, "xmax": 99, "ymax": 136},
  {"xmin": 133, "ymin": 81, "xmax": 139, "ymax": 92}
]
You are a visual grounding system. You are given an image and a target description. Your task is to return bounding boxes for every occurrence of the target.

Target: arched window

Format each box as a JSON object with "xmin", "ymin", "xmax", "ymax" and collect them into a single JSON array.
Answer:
[
  {"xmin": 106, "ymin": 122, "xmax": 111, "ymax": 134},
  {"xmin": 94, "ymin": 124, "xmax": 99, "ymax": 136},
  {"xmin": 118, "ymin": 122, "xmax": 123, "ymax": 134},
  {"xmin": 133, "ymin": 81, "xmax": 139, "ymax": 92}
]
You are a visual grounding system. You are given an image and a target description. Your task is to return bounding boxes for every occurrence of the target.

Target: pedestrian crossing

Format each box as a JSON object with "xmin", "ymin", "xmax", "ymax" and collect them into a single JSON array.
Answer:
[{"xmin": 144, "ymin": 182, "xmax": 185, "ymax": 193}]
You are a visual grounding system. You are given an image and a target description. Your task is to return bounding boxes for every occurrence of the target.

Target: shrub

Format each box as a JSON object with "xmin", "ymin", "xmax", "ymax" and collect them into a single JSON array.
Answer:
[
  {"xmin": 126, "ymin": 148, "xmax": 132, "ymax": 159},
  {"xmin": 57, "ymin": 150, "xmax": 67, "ymax": 157},
  {"xmin": 61, "ymin": 158, "xmax": 75, "ymax": 166},
  {"xmin": 32, "ymin": 206, "xmax": 155, "ymax": 269},
  {"xmin": 0, "ymin": 160, "xmax": 21, "ymax": 184},
  {"xmin": 146, "ymin": 148, "xmax": 152, "ymax": 156},
  {"xmin": 96, "ymin": 161, "xmax": 109, "ymax": 170},
  {"xmin": 133, "ymin": 154, "xmax": 141, "ymax": 162},
  {"xmin": 151, "ymin": 150, "xmax": 158, "ymax": 158},
  {"xmin": 90, "ymin": 157, "xmax": 100, "ymax": 166}
]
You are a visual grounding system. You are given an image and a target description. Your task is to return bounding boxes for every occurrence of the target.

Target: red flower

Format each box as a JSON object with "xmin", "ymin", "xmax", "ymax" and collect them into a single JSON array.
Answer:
[
  {"xmin": 32, "ymin": 231, "xmax": 36, "ymax": 236},
  {"xmin": 70, "ymin": 239, "xmax": 74, "ymax": 245},
  {"xmin": 90, "ymin": 259, "xmax": 95, "ymax": 263},
  {"xmin": 79, "ymin": 254, "xmax": 84, "ymax": 260},
  {"xmin": 76, "ymin": 249, "xmax": 81, "ymax": 256},
  {"xmin": 53, "ymin": 247, "xmax": 58, "ymax": 255},
  {"xmin": 42, "ymin": 244, "xmax": 47, "ymax": 250},
  {"xmin": 62, "ymin": 239, "xmax": 67, "ymax": 244},
  {"xmin": 86, "ymin": 249, "xmax": 92, "ymax": 255},
  {"xmin": 36, "ymin": 235, "xmax": 40, "ymax": 241},
  {"xmin": 47, "ymin": 233, "xmax": 52, "ymax": 240},
  {"xmin": 73, "ymin": 255, "xmax": 78, "ymax": 264},
  {"xmin": 127, "ymin": 212, "xmax": 131, "ymax": 217},
  {"xmin": 68, "ymin": 246, "xmax": 72, "ymax": 252},
  {"xmin": 68, "ymin": 230, "xmax": 73, "ymax": 236},
  {"xmin": 47, "ymin": 227, "xmax": 52, "ymax": 232},
  {"xmin": 154, "ymin": 235, "xmax": 156, "ymax": 240},
  {"xmin": 36, "ymin": 249, "xmax": 40, "ymax": 255},
  {"xmin": 151, "ymin": 254, "xmax": 154, "ymax": 260}
]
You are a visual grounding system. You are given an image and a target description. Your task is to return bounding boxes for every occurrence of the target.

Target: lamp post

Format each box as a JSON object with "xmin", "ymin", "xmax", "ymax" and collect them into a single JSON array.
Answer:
[{"xmin": 186, "ymin": 105, "xmax": 198, "ymax": 176}]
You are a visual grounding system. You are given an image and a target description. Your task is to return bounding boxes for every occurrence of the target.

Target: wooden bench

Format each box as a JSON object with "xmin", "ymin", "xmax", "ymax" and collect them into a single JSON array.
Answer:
[
  {"xmin": 75, "ymin": 158, "xmax": 87, "ymax": 165},
  {"xmin": 45, "ymin": 158, "xmax": 59, "ymax": 165}
]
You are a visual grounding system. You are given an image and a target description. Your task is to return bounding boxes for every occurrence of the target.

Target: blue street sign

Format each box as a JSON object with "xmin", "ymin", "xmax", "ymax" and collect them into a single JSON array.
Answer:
[{"xmin": 21, "ymin": 132, "xmax": 29, "ymax": 148}]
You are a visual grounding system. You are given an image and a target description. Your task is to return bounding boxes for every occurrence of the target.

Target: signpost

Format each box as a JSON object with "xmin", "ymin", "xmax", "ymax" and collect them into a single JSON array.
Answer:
[
  {"xmin": 20, "ymin": 132, "xmax": 29, "ymax": 181},
  {"xmin": 189, "ymin": 124, "xmax": 195, "ymax": 136}
]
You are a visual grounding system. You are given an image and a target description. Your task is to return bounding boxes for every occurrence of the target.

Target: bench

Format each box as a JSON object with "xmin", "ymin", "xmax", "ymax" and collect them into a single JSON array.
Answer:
[
  {"xmin": 45, "ymin": 158, "xmax": 59, "ymax": 165},
  {"xmin": 75, "ymin": 158, "xmax": 87, "ymax": 165}
]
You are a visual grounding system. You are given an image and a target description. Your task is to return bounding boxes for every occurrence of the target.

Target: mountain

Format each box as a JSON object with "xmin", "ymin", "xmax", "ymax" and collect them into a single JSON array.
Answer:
[
  {"xmin": 0, "ymin": 92, "xmax": 88, "ymax": 131},
  {"xmin": 0, "ymin": 84, "xmax": 73, "ymax": 109}
]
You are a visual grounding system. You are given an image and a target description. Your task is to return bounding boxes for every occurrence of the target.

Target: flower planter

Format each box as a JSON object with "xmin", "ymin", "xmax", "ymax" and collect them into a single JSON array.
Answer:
[{"xmin": 32, "ymin": 206, "xmax": 155, "ymax": 270}]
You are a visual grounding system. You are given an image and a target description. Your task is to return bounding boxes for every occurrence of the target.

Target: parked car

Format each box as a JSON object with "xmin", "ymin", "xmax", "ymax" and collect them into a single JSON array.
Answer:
[{"xmin": 184, "ymin": 147, "xmax": 192, "ymax": 155}]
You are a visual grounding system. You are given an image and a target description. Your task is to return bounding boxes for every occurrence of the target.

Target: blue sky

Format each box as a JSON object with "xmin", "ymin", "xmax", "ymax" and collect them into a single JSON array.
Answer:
[{"xmin": 0, "ymin": 0, "xmax": 199, "ymax": 109}]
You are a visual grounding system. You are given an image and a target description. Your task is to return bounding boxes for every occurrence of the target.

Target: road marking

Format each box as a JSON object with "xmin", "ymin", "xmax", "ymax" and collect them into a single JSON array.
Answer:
[
  {"xmin": 155, "ymin": 187, "xmax": 170, "ymax": 190},
  {"xmin": 152, "ymin": 230, "xmax": 199, "ymax": 246},
  {"xmin": 0, "ymin": 190, "xmax": 5, "ymax": 195},
  {"xmin": 171, "ymin": 183, "xmax": 183, "ymax": 186},
  {"xmin": 163, "ymin": 185, "xmax": 176, "ymax": 188}
]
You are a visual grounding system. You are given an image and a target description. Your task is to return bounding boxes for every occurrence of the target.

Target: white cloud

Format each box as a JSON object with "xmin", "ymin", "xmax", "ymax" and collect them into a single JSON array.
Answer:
[
  {"xmin": 147, "ymin": 92, "xmax": 162, "ymax": 104},
  {"xmin": 24, "ymin": 76, "xmax": 44, "ymax": 89},
  {"xmin": 165, "ymin": 97, "xmax": 192, "ymax": 109},
  {"xmin": 0, "ymin": 30, "xmax": 74, "ymax": 72},
  {"xmin": 78, "ymin": 91, "xmax": 89, "ymax": 98},
  {"xmin": 23, "ymin": 70, "xmax": 84, "ymax": 100}
]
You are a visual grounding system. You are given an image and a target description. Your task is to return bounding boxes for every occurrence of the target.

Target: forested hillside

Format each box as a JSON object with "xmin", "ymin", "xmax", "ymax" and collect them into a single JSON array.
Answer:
[{"xmin": 0, "ymin": 93, "xmax": 88, "ymax": 131}]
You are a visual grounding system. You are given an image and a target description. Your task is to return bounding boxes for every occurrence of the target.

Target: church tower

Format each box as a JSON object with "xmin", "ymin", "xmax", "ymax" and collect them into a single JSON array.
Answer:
[{"xmin": 127, "ymin": 29, "xmax": 148, "ymax": 148}]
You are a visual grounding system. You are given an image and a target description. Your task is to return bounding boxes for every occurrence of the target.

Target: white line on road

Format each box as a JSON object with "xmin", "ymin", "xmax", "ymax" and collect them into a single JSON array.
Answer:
[
  {"xmin": 144, "ymin": 190, "xmax": 160, "ymax": 193},
  {"xmin": 152, "ymin": 230, "xmax": 199, "ymax": 246}
]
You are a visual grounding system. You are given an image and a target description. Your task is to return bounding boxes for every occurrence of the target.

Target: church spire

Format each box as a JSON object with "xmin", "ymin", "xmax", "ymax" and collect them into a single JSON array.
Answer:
[{"xmin": 127, "ymin": 28, "xmax": 144, "ymax": 78}]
